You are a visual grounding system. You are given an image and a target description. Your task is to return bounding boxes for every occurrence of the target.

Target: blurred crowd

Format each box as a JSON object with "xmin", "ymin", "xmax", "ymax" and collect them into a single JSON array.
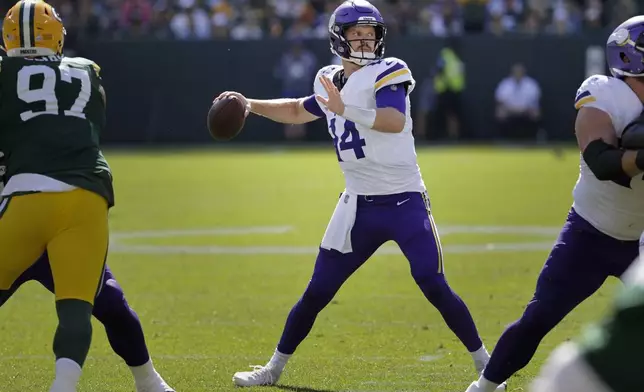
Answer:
[{"xmin": 0, "ymin": 0, "xmax": 638, "ymax": 41}]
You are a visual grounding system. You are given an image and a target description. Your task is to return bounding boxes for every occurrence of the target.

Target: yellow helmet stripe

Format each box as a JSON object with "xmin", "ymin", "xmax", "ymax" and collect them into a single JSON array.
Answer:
[{"xmin": 18, "ymin": 1, "xmax": 35, "ymax": 49}]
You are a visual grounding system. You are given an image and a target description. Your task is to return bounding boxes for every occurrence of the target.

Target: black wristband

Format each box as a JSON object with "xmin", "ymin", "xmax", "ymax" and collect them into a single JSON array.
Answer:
[{"xmin": 636, "ymin": 150, "xmax": 644, "ymax": 171}]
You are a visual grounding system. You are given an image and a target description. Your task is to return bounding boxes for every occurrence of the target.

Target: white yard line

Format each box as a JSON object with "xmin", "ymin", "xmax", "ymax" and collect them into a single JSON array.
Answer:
[
  {"xmin": 108, "ymin": 225, "xmax": 557, "ymax": 255},
  {"xmin": 111, "ymin": 226, "xmax": 293, "ymax": 240}
]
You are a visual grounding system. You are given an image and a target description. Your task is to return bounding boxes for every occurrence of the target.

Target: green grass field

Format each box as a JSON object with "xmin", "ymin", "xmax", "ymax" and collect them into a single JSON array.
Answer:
[{"xmin": 0, "ymin": 146, "xmax": 622, "ymax": 391}]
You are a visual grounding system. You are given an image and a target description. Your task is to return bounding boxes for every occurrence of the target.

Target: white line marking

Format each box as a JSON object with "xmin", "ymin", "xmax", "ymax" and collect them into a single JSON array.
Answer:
[
  {"xmin": 108, "ymin": 225, "xmax": 558, "ymax": 255},
  {"xmin": 111, "ymin": 226, "xmax": 293, "ymax": 240},
  {"xmin": 419, "ymin": 355, "xmax": 443, "ymax": 362},
  {"xmin": 437, "ymin": 225, "xmax": 559, "ymax": 236},
  {"xmin": 110, "ymin": 242, "xmax": 554, "ymax": 255}
]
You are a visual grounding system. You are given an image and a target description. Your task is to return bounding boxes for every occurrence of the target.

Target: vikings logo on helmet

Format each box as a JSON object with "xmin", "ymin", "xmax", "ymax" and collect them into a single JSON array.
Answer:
[
  {"xmin": 328, "ymin": 0, "xmax": 387, "ymax": 66},
  {"xmin": 606, "ymin": 15, "xmax": 644, "ymax": 77}
]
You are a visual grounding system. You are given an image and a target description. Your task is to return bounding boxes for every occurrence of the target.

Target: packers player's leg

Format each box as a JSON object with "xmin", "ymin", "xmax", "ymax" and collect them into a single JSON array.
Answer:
[
  {"xmin": 0, "ymin": 196, "xmax": 49, "ymax": 305},
  {"xmin": 7, "ymin": 249, "xmax": 175, "ymax": 392},
  {"xmin": 46, "ymin": 189, "xmax": 109, "ymax": 392}
]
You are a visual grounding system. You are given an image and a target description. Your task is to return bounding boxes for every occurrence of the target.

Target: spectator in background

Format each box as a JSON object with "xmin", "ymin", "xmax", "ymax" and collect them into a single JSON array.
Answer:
[
  {"xmin": 583, "ymin": 0, "xmax": 603, "ymax": 30},
  {"xmin": 274, "ymin": 39, "xmax": 318, "ymax": 141},
  {"xmin": 610, "ymin": 0, "xmax": 638, "ymax": 29},
  {"xmin": 427, "ymin": 0, "xmax": 464, "ymax": 37},
  {"xmin": 432, "ymin": 39, "xmax": 465, "ymax": 141},
  {"xmin": 547, "ymin": 0, "xmax": 581, "ymax": 35},
  {"xmin": 460, "ymin": 0, "xmax": 488, "ymax": 33},
  {"xmin": 487, "ymin": 4, "xmax": 505, "ymax": 35},
  {"xmin": 150, "ymin": 3, "xmax": 175, "ymax": 39},
  {"xmin": 494, "ymin": 63, "xmax": 541, "ymax": 141},
  {"xmin": 230, "ymin": 11, "xmax": 264, "ymax": 40},
  {"xmin": 120, "ymin": 0, "xmax": 153, "ymax": 38},
  {"xmin": 487, "ymin": 0, "xmax": 524, "ymax": 34},
  {"xmin": 522, "ymin": 10, "xmax": 541, "ymax": 34},
  {"xmin": 83, "ymin": 0, "xmax": 121, "ymax": 39},
  {"xmin": 210, "ymin": 0, "xmax": 234, "ymax": 38},
  {"xmin": 170, "ymin": 0, "xmax": 211, "ymax": 40},
  {"xmin": 22, "ymin": 0, "xmax": 634, "ymax": 42}
]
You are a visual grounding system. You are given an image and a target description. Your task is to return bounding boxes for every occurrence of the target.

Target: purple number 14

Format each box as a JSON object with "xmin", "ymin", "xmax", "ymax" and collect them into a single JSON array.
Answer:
[{"xmin": 329, "ymin": 118, "xmax": 366, "ymax": 162}]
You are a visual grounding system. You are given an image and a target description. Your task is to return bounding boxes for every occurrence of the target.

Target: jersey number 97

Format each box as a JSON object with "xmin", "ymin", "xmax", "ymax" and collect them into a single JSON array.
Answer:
[{"xmin": 17, "ymin": 64, "xmax": 91, "ymax": 121}]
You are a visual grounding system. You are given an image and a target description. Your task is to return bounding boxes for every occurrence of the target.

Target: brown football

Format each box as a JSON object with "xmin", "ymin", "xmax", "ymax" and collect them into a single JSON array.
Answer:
[{"xmin": 207, "ymin": 96, "xmax": 246, "ymax": 141}]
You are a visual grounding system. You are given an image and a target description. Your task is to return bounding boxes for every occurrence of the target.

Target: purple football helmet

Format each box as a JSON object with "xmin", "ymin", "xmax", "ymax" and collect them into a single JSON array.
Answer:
[
  {"xmin": 328, "ymin": 0, "xmax": 386, "ymax": 66},
  {"xmin": 607, "ymin": 16, "xmax": 644, "ymax": 77}
]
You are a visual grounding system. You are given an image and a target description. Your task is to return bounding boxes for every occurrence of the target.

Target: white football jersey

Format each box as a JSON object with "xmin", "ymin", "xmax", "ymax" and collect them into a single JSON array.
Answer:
[
  {"xmin": 572, "ymin": 75, "xmax": 644, "ymax": 240},
  {"xmin": 313, "ymin": 57, "xmax": 426, "ymax": 195}
]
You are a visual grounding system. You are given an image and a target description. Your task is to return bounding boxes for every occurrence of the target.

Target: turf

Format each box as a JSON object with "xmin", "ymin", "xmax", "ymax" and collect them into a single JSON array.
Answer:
[{"xmin": 0, "ymin": 146, "xmax": 622, "ymax": 391}]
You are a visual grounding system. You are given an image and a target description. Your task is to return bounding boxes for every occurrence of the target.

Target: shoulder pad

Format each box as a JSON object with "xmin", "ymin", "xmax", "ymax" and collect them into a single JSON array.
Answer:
[
  {"xmin": 91, "ymin": 62, "xmax": 101, "ymax": 77},
  {"xmin": 64, "ymin": 56, "xmax": 93, "ymax": 64},
  {"xmin": 369, "ymin": 57, "xmax": 415, "ymax": 94},
  {"xmin": 574, "ymin": 75, "xmax": 610, "ymax": 110},
  {"xmin": 316, "ymin": 64, "xmax": 341, "ymax": 79},
  {"xmin": 313, "ymin": 64, "xmax": 342, "ymax": 94},
  {"xmin": 575, "ymin": 74, "xmax": 643, "ymax": 136},
  {"xmin": 66, "ymin": 57, "xmax": 101, "ymax": 77}
]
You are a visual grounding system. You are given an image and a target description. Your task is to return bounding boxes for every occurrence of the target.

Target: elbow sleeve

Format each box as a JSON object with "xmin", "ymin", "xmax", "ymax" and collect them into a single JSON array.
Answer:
[{"xmin": 582, "ymin": 139, "xmax": 630, "ymax": 184}]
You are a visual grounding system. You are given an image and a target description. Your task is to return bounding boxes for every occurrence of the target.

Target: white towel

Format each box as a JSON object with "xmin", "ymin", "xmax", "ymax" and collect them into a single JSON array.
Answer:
[{"xmin": 320, "ymin": 190, "xmax": 357, "ymax": 254}]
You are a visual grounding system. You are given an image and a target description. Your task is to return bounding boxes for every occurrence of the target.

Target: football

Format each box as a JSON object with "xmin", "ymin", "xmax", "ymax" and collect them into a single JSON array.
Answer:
[{"xmin": 207, "ymin": 96, "xmax": 246, "ymax": 141}]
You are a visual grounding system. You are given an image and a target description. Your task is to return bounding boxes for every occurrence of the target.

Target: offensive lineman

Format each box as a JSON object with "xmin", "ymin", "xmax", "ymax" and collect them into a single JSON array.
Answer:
[
  {"xmin": 220, "ymin": 0, "xmax": 492, "ymax": 387},
  {"xmin": 530, "ymin": 232, "xmax": 644, "ymax": 392},
  {"xmin": 0, "ymin": 1, "xmax": 126, "ymax": 391},
  {"xmin": 465, "ymin": 16, "xmax": 644, "ymax": 392}
]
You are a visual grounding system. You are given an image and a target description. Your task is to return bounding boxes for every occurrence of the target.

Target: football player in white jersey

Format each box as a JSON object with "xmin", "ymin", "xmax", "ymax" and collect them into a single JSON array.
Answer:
[
  {"xmin": 465, "ymin": 16, "xmax": 644, "ymax": 392},
  {"xmin": 219, "ymin": 0, "xmax": 492, "ymax": 387}
]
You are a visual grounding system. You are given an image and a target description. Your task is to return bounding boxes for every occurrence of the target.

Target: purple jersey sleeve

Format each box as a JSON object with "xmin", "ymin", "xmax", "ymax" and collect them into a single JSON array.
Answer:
[
  {"xmin": 376, "ymin": 83, "xmax": 407, "ymax": 114},
  {"xmin": 302, "ymin": 95, "xmax": 324, "ymax": 117}
]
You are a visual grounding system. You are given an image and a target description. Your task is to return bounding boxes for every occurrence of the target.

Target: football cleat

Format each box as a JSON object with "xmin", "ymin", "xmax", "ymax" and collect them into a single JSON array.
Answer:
[
  {"xmin": 136, "ymin": 376, "xmax": 175, "ymax": 392},
  {"xmin": 464, "ymin": 380, "xmax": 508, "ymax": 392},
  {"xmin": 232, "ymin": 365, "xmax": 281, "ymax": 387}
]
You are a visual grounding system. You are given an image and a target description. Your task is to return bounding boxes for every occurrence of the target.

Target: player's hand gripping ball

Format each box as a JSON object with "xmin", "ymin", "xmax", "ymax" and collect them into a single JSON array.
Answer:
[{"xmin": 207, "ymin": 92, "xmax": 250, "ymax": 141}]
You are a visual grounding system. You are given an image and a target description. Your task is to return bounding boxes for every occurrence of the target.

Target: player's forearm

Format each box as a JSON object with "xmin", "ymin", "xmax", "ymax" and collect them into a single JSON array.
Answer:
[
  {"xmin": 372, "ymin": 108, "xmax": 406, "ymax": 133},
  {"xmin": 341, "ymin": 106, "xmax": 405, "ymax": 134},
  {"xmin": 582, "ymin": 139, "xmax": 644, "ymax": 182},
  {"xmin": 248, "ymin": 98, "xmax": 311, "ymax": 124}
]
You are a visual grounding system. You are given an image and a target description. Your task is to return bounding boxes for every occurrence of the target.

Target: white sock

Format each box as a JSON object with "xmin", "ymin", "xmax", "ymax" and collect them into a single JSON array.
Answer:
[
  {"xmin": 477, "ymin": 375, "xmax": 500, "ymax": 392},
  {"xmin": 130, "ymin": 359, "xmax": 159, "ymax": 385},
  {"xmin": 49, "ymin": 358, "xmax": 82, "ymax": 392},
  {"xmin": 471, "ymin": 344, "xmax": 490, "ymax": 363},
  {"xmin": 266, "ymin": 349, "xmax": 291, "ymax": 372}
]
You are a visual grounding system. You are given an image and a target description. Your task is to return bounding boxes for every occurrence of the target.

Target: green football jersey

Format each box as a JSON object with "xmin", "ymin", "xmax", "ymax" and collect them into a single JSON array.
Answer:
[
  {"xmin": 581, "ymin": 255, "xmax": 644, "ymax": 392},
  {"xmin": 0, "ymin": 55, "xmax": 113, "ymax": 207}
]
